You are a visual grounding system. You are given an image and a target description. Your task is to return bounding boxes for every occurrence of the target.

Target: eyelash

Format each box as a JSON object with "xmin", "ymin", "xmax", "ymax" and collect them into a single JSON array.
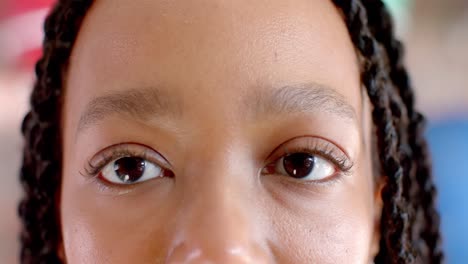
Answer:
[
  {"xmin": 265, "ymin": 137, "xmax": 354, "ymax": 175},
  {"xmin": 81, "ymin": 138, "xmax": 353, "ymax": 186},
  {"xmin": 81, "ymin": 144, "xmax": 159, "ymax": 178}
]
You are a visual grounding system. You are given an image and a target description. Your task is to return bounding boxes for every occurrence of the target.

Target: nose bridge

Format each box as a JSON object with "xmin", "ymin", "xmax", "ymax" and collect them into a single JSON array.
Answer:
[{"xmin": 166, "ymin": 146, "xmax": 272, "ymax": 263}]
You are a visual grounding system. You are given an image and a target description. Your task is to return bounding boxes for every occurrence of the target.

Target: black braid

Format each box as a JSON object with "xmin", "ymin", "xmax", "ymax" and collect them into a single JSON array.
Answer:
[
  {"xmin": 19, "ymin": 0, "xmax": 443, "ymax": 263},
  {"xmin": 332, "ymin": 0, "xmax": 444, "ymax": 263},
  {"xmin": 19, "ymin": 1, "xmax": 93, "ymax": 263},
  {"xmin": 332, "ymin": 1, "xmax": 413, "ymax": 262},
  {"xmin": 359, "ymin": 2, "xmax": 443, "ymax": 262}
]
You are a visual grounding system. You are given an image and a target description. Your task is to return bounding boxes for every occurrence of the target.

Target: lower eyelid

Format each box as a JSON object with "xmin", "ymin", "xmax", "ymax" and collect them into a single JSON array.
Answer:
[
  {"xmin": 263, "ymin": 171, "xmax": 346, "ymax": 197},
  {"xmin": 90, "ymin": 175, "xmax": 139, "ymax": 195}
]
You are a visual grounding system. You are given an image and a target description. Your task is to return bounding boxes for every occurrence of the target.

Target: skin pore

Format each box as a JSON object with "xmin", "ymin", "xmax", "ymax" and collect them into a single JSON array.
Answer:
[{"xmin": 61, "ymin": 0, "xmax": 382, "ymax": 263}]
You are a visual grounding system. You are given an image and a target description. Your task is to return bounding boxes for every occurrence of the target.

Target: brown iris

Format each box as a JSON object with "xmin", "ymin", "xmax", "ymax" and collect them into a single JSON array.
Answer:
[
  {"xmin": 283, "ymin": 153, "xmax": 315, "ymax": 178},
  {"xmin": 113, "ymin": 157, "xmax": 146, "ymax": 183}
]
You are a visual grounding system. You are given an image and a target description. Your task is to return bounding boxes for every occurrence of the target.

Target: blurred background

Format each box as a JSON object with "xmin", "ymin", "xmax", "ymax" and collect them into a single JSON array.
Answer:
[{"xmin": 0, "ymin": 0, "xmax": 466, "ymax": 263}]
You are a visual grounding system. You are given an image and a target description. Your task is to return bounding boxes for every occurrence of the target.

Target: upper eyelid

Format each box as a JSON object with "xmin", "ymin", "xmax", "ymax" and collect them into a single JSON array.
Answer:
[
  {"xmin": 89, "ymin": 144, "xmax": 149, "ymax": 167},
  {"xmin": 268, "ymin": 135, "xmax": 351, "ymax": 160},
  {"xmin": 265, "ymin": 135, "xmax": 352, "ymax": 160},
  {"xmin": 85, "ymin": 143, "xmax": 170, "ymax": 176},
  {"xmin": 265, "ymin": 136, "xmax": 354, "ymax": 171}
]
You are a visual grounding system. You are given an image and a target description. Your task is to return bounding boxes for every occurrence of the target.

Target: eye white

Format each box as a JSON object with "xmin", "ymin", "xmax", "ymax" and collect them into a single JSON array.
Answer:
[
  {"xmin": 276, "ymin": 155, "xmax": 335, "ymax": 181},
  {"xmin": 100, "ymin": 157, "xmax": 163, "ymax": 184}
]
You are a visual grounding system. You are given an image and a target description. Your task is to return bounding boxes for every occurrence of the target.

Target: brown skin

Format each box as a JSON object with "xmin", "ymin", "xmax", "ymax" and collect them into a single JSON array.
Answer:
[{"xmin": 61, "ymin": 0, "xmax": 382, "ymax": 263}]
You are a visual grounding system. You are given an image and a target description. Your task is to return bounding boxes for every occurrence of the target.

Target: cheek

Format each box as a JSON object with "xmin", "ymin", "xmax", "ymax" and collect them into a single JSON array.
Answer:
[
  {"xmin": 60, "ymin": 177, "xmax": 174, "ymax": 264},
  {"xmin": 265, "ymin": 166, "xmax": 375, "ymax": 263},
  {"xmin": 270, "ymin": 196, "xmax": 374, "ymax": 263}
]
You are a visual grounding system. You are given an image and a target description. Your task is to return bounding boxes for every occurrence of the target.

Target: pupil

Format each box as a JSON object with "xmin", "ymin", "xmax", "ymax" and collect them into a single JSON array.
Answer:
[
  {"xmin": 114, "ymin": 157, "xmax": 146, "ymax": 183},
  {"xmin": 283, "ymin": 153, "xmax": 315, "ymax": 178}
]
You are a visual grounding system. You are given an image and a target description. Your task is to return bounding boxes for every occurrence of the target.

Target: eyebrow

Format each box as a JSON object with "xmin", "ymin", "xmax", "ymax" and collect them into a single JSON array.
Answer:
[
  {"xmin": 76, "ymin": 87, "xmax": 180, "ymax": 135},
  {"xmin": 245, "ymin": 83, "xmax": 358, "ymax": 123},
  {"xmin": 76, "ymin": 82, "xmax": 358, "ymax": 136}
]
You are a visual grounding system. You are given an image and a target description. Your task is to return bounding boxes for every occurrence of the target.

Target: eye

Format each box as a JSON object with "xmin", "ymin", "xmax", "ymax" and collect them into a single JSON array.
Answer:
[
  {"xmin": 99, "ymin": 156, "xmax": 164, "ymax": 185},
  {"xmin": 269, "ymin": 152, "xmax": 336, "ymax": 181}
]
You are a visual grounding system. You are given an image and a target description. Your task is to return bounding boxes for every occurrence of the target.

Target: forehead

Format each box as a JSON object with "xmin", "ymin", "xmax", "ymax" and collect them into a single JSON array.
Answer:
[{"xmin": 66, "ymin": 0, "xmax": 360, "ymax": 122}]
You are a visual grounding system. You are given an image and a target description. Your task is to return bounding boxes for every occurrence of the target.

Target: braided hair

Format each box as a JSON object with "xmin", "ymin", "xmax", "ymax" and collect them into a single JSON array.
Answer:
[{"xmin": 19, "ymin": 0, "xmax": 443, "ymax": 263}]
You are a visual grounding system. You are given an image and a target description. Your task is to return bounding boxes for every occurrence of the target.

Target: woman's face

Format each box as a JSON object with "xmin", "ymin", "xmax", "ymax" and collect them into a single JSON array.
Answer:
[{"xmin": 61, "ymin": 0, "xmax": 382, "ymax": 263}]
